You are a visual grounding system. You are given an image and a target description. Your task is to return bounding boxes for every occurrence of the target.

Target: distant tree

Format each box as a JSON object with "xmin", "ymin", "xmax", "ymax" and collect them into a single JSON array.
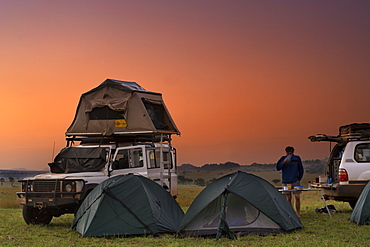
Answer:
[
  {"xmin": 0, "ymin": 178, "xmax": 4, "ymax": 186},
  {"xmin": 195, "ymin": 178, "xmax": 206, "ymax": 187},
  {"xmin": 178, "ymin": 175, "xmax": 193, "ymax": 185},
  {"xmin": 272, "ymin": 179, "xmax": 281, "ymax": 185},
  {"xmin": 9, "ymin": 177, "xmax": 14, "ymax": 187}
]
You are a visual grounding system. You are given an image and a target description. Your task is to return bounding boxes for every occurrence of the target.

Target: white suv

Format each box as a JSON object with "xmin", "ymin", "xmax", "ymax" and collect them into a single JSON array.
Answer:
[
  {"xmin": 309, "ymin": 123, "xmax": 370, "ymax": 208},
  {"xmin": 17, "ymin": 138, "xmax": 178, "ymax": 224}
]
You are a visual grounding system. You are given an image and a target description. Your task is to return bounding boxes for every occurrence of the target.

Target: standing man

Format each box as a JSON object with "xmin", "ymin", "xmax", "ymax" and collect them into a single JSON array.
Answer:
[{"xmin": 277, "ymin": 146, "xmax": 304, "ymax": 217}]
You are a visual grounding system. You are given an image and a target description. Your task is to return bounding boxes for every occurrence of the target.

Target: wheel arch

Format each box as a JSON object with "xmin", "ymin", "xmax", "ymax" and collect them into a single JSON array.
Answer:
[{"xmin": 81, "ymin": 183, "xmax": 99, "ymax": 201}]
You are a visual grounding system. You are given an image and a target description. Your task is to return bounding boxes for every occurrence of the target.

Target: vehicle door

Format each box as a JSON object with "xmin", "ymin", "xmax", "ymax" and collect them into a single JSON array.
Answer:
[
  {"xmin": 146, "ymin": 147, "xmax": 174, "ymax": 185},
  {"xmin": 110, "ymin": 146, "xmax": 147, "ymax": 176}
]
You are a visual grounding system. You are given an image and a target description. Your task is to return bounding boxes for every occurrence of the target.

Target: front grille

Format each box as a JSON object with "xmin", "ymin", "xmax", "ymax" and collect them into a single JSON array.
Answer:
[{"xmin": 32, "ymin": 181, "xmax": 60, "ymax": 192}]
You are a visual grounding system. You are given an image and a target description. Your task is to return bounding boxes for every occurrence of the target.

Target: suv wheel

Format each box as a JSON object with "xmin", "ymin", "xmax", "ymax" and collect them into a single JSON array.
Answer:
[{"xmin": 22, "ymin": 206, "xmax": 53, "ymax": 225}]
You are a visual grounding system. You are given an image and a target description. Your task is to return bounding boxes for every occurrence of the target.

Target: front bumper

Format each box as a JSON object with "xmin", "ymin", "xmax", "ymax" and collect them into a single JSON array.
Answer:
[{"xmin": 17, "ymin": 179, "xmax": 85, "ymax": 214}]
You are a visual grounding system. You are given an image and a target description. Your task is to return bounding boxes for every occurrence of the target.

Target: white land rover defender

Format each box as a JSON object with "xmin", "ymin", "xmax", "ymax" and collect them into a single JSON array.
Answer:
[
  {"xmin": 309, "ymin": 123, "xmax": 370, "ymax": 208},
  {"xmin": 17, "ymin": 79, "xmax": 180, "ymax": 224}
]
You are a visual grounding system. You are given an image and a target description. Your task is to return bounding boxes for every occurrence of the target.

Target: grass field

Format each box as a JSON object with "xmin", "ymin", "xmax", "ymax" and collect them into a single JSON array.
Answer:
[{"xmin": 1, "ymin": 183, "xmax": 370, "ymax": 246}]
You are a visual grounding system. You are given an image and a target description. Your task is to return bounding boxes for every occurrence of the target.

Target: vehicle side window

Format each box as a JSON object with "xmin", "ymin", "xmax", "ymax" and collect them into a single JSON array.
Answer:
[
  {"xmin": 113, "ymin": 150, "xmax": 130, "ymax": 169},
  {"xmin": 157, "ymin": 151, "xmax": 172, "ymax": 169},
  {"xmin": 131, "ymin": 150, "xmax": 144, "ymax": 168},
  {"xmin": 113, "ymin": 149, "xmax": 144, "ymax": 169},
  {"xmin": 162, "ymin": 152, "xmax": 173, "ymax": 169},
  {"xmin": 354, "ymin": 144, "xmax": 370, "ymax": 162},
  {"xmin": 147, "ymin": 150, "xmax": 173, "ymax": 169},
  {"xmin": 148, "ymin": 151, "xmax": 159, "ymax": 169}
]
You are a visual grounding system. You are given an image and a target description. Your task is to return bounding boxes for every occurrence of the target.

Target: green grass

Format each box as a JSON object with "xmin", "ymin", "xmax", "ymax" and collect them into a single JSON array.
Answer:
[
  {"xmin": 177, "ymin": 186, "xmax": 204, "ymax": 212},
  {"xmin": 0, "ymin": 183, "xmax": 22, "ymax": 209},
  {"xmin": 1, "ymin": 185, "xmax": 370, "ymax": 246}
]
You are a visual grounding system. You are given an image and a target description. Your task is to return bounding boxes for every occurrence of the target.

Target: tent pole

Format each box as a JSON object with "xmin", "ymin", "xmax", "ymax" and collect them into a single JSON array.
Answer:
[
  {"xmin": 160, "ymin": 134, "xmax": 164, "ymax": 187},
  {"xmin": 216, "ymin": 191, "xmax": 236, "ymax": 240},
  {"xmin": 168, "ymin": 134, "xmax": 171, "ymax": 192}
]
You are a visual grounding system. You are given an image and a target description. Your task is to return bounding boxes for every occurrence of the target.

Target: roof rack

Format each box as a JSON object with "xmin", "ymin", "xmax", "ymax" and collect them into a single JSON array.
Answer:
[
  {"xmin": 309, "ymin": 133, "xmax": 370, "ymax": 143},
  {"xmin": 66, "ymin": 134, "xmax": 172, "ymax": 146},
  {"xmin": 309, "ymin": 123, "xmax": 370, "ymax": 143}
]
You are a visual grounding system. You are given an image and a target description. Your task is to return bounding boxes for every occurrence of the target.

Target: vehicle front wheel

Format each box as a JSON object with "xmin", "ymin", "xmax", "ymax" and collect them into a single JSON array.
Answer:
[{"xmin": 22, "ymin": 206, "xmax": 53, "ymax": 225}]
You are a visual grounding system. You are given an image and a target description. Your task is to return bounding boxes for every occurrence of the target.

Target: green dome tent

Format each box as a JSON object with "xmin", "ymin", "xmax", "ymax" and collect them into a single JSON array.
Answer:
[
  {"xmin": 71, "ymin": 174, "xmax": 184, "ymax": 237},
  {"xmin": 350, "ymin": 181, "xmax": 370, "ymax": 225},
  {"xmin": 179, "ymin": 171, "xmax": 302, "ymax": 239}
]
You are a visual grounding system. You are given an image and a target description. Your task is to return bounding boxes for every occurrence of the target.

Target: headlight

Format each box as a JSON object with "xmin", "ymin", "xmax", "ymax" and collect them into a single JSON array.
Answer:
[
  {"xmin": 65, "ymin": 184, "xmax": 73, "ymax": 192},
  {"xmin": 23, "ymin": 182, "xmax": 32, "ymax": 192},
  {"xmin": 63, "ymin": 181, "xmax": 76, "ymax": 192}
]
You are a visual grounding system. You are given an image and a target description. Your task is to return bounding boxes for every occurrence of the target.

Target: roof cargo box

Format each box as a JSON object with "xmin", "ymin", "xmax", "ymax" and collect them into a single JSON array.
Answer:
[
  {"xmin": 339, "ymin": 123, "xmax": 370, "ymax": 138},
  {"xmin": 66, "ymin": 79, "xmax": 180, "ymax": 137}
]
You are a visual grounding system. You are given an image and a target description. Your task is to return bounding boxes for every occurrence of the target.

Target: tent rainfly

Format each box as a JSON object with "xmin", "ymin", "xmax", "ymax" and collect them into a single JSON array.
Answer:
[
  {"xmin": 66, "ymin": 79, "xmax": 180, "ymax": 137},
  {"xmin": 178, "ymin": 171, "xmax": 302, "ymax": 239},
  {"xmin": 350, "ymin": 181, "xmax": 370, "ymax": 225},
  {"xmin": 71, "ymin": 174, "xmax": 184, "ymax": 237}
]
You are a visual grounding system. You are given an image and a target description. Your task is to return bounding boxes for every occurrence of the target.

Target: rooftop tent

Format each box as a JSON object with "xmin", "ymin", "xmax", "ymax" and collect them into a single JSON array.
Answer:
[
  {"xmin": 66, "ymin": 79, "xmax": 180, "ymax": 137},
  {"xmin": 178, "ymin": 171, "xmax": 302, "ymax": 239},
  {"xmin": 71, "ymin": 174, "xmax": 184, "ymax": 237},
  {"xmin": 350, "ymin": 181, "xmax": 370, "ymax": 225}
]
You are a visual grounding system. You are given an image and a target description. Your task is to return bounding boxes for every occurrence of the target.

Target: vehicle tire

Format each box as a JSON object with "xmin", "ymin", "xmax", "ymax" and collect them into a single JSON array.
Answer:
[
  {"xmin": 349, "ymin": 201, "xmax": 357, "ymax": 209},
  {"xmin": 22, "ymin": 206, "xmax": 53, "ymax": 225}
]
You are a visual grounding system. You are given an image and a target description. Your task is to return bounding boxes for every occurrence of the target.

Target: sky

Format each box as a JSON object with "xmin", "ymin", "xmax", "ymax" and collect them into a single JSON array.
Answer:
[{"xmin": 1, "ymin": 0, "xmax": 370, "ymax": 170}]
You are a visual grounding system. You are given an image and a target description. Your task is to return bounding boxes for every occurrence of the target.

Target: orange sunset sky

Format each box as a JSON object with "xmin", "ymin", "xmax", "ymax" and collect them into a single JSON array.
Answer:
[{"xmin": 1, "ymin": 1, "xmax": 370, "ymax": 170}]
